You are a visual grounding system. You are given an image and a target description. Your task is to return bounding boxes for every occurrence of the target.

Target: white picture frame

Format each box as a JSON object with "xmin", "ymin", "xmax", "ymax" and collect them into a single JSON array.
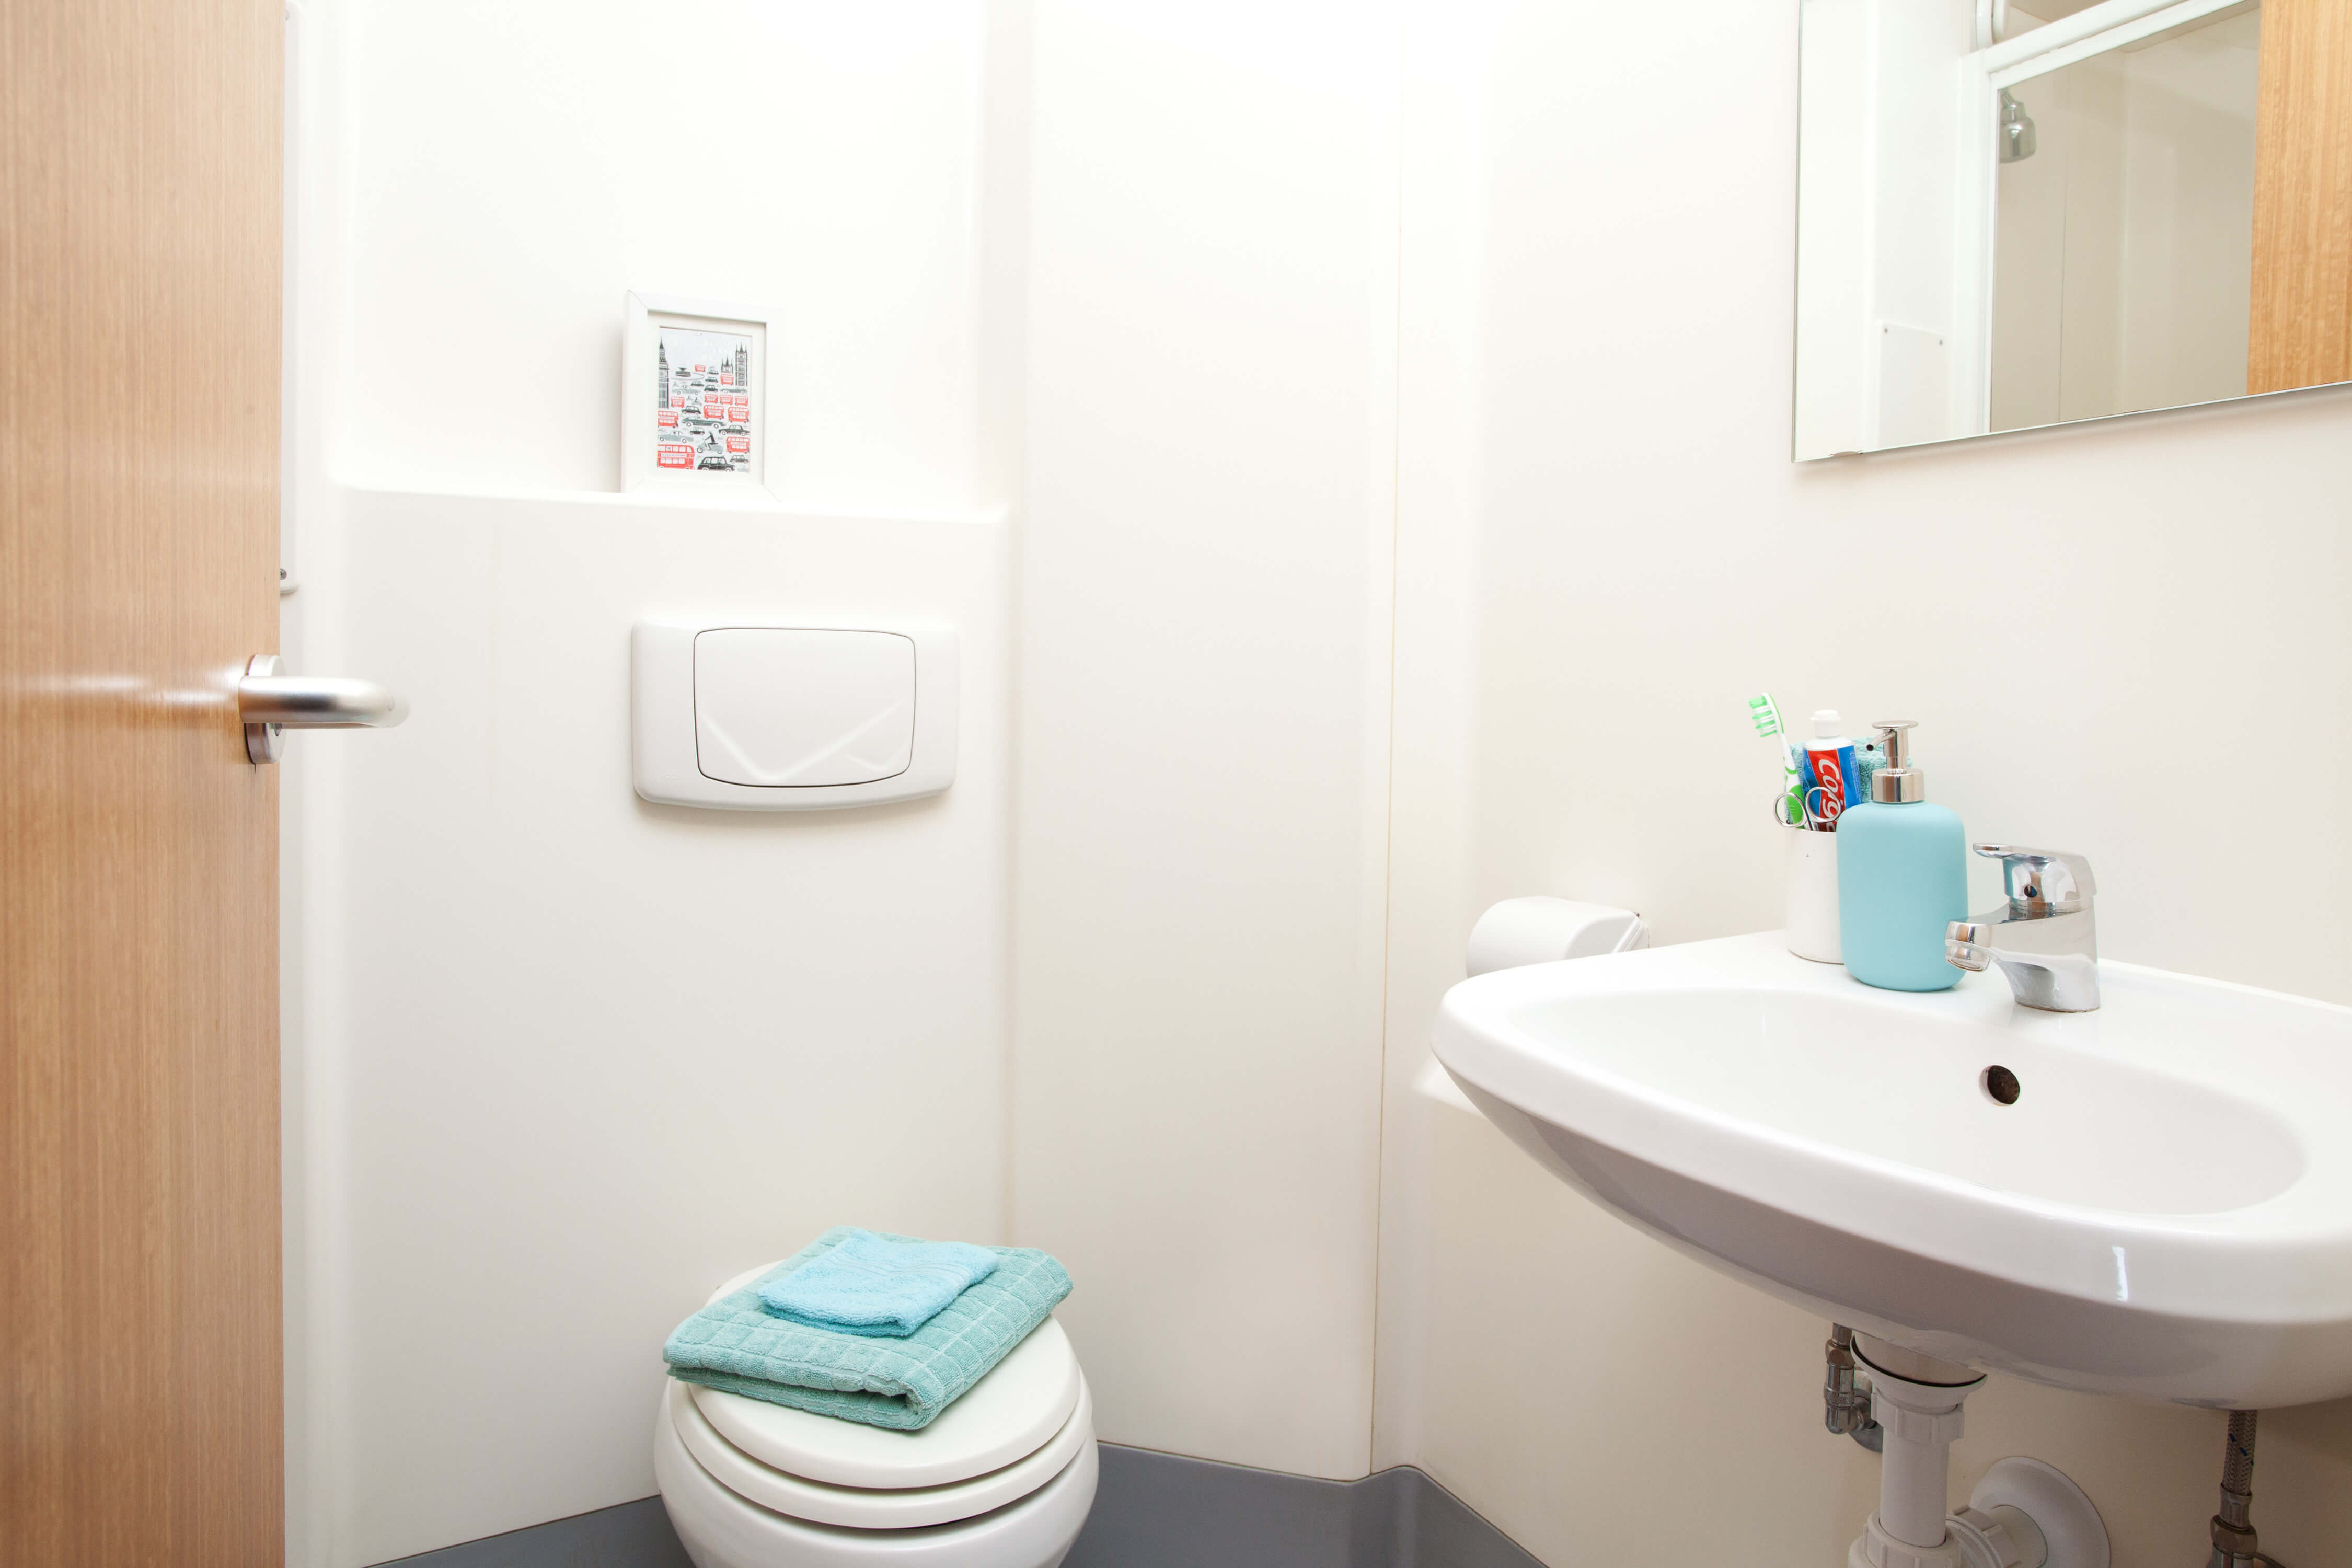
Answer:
[{"xmin": 621, "ymin": 292, "xmax": 776, "ymax": 496}]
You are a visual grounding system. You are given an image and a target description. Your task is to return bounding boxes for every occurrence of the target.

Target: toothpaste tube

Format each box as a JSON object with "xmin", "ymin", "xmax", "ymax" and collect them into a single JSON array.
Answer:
[{"xmin": 1805, "ymin": 709, "xmax": 1863, "ymax": 828}]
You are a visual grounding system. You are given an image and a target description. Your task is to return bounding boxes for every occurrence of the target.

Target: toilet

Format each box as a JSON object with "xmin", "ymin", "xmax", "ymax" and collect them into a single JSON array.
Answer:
[{"xmin": 655, "ymin": 1264, "xmax": 1098, "ymax": 1568}]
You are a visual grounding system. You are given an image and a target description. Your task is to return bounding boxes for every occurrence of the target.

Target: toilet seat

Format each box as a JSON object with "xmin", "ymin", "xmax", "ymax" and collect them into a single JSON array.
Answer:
[
  {"xmin": 660, "ymin": 1260, "xmax": 1097, "ymax": 1564},
  {"xmin": 690, "ymin": 1317, "xmax": 1082, "ymax": 1490},
  {"xmin": 668, "ymin": 1374, "xmax": 1093, "ymax": 1530}
]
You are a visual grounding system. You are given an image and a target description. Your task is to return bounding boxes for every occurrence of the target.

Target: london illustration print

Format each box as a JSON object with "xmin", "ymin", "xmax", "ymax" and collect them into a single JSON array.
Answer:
[{"xmin": 654, "ymin": 326, "xmax": 754, "ymax": 476}]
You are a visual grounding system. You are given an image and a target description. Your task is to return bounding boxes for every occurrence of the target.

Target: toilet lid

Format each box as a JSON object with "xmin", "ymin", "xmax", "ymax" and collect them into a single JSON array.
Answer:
[{"xmin": 688, "ymin": 1263, "xmax": 1082, "ymax": 1490}]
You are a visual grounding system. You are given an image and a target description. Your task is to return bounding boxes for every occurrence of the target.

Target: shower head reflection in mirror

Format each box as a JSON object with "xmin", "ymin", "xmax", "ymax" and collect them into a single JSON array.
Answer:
[{"xmin": 1793, "ymin": 0, "xmax": 2346, "ymax": 459}]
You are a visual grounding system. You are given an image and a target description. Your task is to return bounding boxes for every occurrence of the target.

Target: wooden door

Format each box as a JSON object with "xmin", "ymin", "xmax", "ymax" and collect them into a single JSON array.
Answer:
[
  {"xmin": 2, "ymin": 2, "xmax": 286, "ymax": 1563},
  {"xmin": 2250, "ymin": 0, "xmax": 2352, "ymax": 393}
]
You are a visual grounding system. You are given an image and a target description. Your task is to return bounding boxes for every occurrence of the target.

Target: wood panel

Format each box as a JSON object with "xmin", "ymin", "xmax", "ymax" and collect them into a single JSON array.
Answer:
[
  {"xmin": 2249, "ymin": 0, "xmax": 2352, "ymax": 393},
  {"xmin": 1, "ymin": 1, "xmax": 285, "ymax": 1563}
]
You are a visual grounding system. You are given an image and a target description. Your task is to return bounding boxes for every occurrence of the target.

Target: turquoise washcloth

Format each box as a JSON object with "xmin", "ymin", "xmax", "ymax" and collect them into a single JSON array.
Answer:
[
  {"xmin": 663, "ymin": 1228, "xmax": 1073, "ymax": 1431},
  {"xmin": 757, "ymin": 1227, "xmax": 997, "ymax": 1337}
]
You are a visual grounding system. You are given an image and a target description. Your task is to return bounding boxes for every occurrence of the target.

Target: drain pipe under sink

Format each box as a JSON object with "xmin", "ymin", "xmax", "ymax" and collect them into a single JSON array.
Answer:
[{"xmin": 1824, "ymin": 1328, "xmax": 2110, "ymax": 1568}]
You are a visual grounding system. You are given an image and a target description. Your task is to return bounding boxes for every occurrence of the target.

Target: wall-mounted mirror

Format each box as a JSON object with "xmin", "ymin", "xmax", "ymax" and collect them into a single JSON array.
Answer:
[{"xmin": 1794, "ymin": 0, "xmax": 2351, "ymax": 459}]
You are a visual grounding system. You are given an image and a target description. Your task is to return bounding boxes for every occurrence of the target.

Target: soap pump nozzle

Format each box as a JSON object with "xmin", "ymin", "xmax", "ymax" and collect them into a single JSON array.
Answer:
[{"xmin": 1869, "ymin": 721, "xmax": 1925, "ymax": 802}]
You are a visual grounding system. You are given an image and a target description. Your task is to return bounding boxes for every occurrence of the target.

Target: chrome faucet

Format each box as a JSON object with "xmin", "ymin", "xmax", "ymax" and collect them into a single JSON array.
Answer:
[{"xmin": 1945, "ymin": 845, "xmax": 2099, "ymax": 1011}]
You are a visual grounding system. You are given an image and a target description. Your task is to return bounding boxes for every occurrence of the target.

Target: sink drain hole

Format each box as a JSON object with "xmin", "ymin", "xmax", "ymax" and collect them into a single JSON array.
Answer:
[{"xmin": 1981, "ymin": 1065, "xmax": 2021, "ymax": 1105}]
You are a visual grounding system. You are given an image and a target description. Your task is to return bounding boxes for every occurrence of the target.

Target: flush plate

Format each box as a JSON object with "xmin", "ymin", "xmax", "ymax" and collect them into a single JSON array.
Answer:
[
  {"xmin": 632, "ymin": 616, "xmax": 957, "ymax": 810},
  {"xmin": 693, "ymin": 628, "xmax": 915, "ymax": 788}
]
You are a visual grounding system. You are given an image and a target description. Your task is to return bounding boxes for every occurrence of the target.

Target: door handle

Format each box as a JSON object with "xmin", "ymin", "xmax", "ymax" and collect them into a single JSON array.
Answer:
[{"xmin": 239, "ymin": 654, "xmax": 409, "ymax": 764}]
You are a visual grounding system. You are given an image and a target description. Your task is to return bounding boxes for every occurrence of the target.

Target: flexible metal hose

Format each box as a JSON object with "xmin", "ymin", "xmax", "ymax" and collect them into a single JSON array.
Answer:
[
  {"xmin": 2210, "ymin": 1410, "xmax": 2266, "ymax": 1568},
  {"xmin": 2222, "ymin": 1410, "xmax": 2257, "ymax": 1498}
]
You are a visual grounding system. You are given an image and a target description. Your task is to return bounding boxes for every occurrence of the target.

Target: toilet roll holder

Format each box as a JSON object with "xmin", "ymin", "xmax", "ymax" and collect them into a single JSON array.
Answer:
[{"xmin": 1464, "ymin": 897, "xmax": 1647, "ymax": 977}]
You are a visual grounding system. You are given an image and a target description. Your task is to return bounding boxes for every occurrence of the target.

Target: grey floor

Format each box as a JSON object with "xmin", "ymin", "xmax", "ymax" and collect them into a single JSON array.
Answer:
[
  {"xmin": 375, "ymin": 1443, "xmax": 1543, "ymax": 1568},
  {"xmin": 1065, "ymin": 1445, "xmax": 1544, "ymax": 1568}
]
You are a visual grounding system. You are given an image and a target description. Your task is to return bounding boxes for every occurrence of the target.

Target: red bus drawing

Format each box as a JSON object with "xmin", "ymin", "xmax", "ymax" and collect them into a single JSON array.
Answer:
[{"xmin": 656, "ymin": 443, "xmax": 695, "ymax": 469}]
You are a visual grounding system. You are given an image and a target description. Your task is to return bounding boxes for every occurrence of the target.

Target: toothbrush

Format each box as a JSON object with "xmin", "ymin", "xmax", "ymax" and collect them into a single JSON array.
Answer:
[{"xmin": 1747, "ymin": 693, "xmax": 1806, "ymax": 827}]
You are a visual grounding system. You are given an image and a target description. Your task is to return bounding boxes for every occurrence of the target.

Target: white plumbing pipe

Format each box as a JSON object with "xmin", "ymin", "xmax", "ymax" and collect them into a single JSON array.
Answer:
[
  {"xmin": 1877, "ymin": 1392, "xmax": 1965, "ymax": 1544},
  {"xmin": 1860, "ymin": 1345, "xmax": 1984, "ymax": 1550},
  {"xmin": 1836, "ymin": 1335, "xmax": 2101, "ymax": 1568}
]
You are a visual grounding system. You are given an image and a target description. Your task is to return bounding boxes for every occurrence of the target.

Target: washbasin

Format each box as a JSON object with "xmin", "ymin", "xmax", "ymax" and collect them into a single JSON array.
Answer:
[{"xmin": 1432, "ymin": 932, "xmax": 2352, "ymax": 1409}]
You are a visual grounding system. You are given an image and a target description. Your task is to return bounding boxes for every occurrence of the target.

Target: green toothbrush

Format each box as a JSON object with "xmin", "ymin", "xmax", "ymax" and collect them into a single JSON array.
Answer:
[{"xmin": 1748, "ymin": 693, "xmax": 1805, "ymax": 826}]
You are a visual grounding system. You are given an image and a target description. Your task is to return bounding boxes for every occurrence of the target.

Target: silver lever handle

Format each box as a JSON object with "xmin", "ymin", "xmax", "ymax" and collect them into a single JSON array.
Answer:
[
  {"xmin": 1971, "ymin": 843, "xmax": 2095, "ymax": 913},
  {"xmin": 239, "ymin": 654, "xmax": 408, "ymax": 764}
]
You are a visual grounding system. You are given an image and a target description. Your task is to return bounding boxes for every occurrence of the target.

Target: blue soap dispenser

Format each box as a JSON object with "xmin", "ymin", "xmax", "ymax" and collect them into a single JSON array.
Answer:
[{"xmin": 1837, "ymin": 720, "xmax": 1967, "ymax": 991}]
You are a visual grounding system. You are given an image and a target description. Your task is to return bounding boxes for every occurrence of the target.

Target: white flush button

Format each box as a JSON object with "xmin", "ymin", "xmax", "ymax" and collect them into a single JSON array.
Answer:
[
  {"xmin": 633, "ymin": 616, "xmax": 955, "ymax": 811},
  {"xmin": 693, "ymin": 629, "xmax": 915, "ymax": 787}
]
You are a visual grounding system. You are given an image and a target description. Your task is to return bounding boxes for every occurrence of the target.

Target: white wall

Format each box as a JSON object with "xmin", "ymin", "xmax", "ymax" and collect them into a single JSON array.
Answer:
[
  {"xmin": 283, "ymin": 4, "xmax": 1013, "ymax": 1564},
  {"xmin": 332, "ymin": 0, "xmax": 988, "ymax": 512},
  {"xmin": 1374, "ymin": 4, "xmax": 2352, "ymax": 1566},
  {"xmin": 291, "ymin": 1, "xmax": 1409, "ymax": 1558},
  {"xmin": 287, "ymin": 4, "xmax": 2352, "ymax": 1565},
  {"xmin": 1008, "ymin": 0, "xmax": 1401, "ymax": 1480},
  {"xmin": 1794, "ymin": 0, "xmax": 1875, "ymax": 458}
]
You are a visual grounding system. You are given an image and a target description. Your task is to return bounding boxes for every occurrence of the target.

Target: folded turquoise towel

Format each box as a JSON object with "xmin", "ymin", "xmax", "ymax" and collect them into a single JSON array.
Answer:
[
  {"xmin": 757, "ymin": 1227, "xmax": 997, "ymax": 1337},
  {"xmin": 663, "ymin": 1228, "xmax": 1073, "ymax": 1431}
]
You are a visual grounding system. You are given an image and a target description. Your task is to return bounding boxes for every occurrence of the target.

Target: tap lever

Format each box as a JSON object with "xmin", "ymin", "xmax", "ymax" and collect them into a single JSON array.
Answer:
[
  {"xmin": 1950, "ymin": 846, "xmax": 2099, "ymax": 1010},
  {"xmin": 1971, "ymin": 844, "xmax": 2095, "ymax": 914}
]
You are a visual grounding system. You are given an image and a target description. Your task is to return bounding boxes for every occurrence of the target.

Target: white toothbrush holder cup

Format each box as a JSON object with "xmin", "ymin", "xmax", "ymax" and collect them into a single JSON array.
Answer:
[{"xmin": 1785, "ymin": 828, "xmax": 1841, "ymax": 963}]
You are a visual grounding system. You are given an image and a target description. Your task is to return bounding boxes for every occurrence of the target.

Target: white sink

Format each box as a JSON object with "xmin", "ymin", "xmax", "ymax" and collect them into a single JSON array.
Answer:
[{"xmin": 1432, "ymin": 932, "xmax": 2352, "ymax": 1409}]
